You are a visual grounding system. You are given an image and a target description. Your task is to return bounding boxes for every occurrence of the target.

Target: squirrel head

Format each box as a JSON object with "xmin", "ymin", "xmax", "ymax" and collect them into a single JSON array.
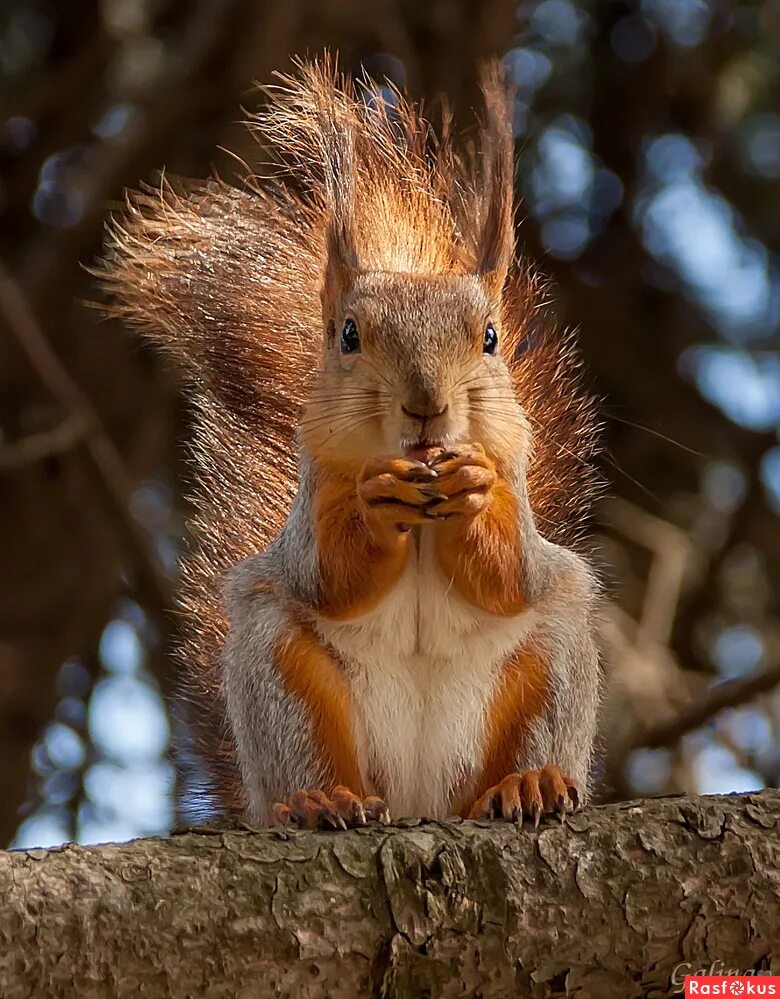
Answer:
[
  {"xmin": 305, "ymin": 267, "xmax": 529, "ymax": 472},
  {"xmin": 302, "ymin": 63, "xmax": 530, "ymax": 473}
]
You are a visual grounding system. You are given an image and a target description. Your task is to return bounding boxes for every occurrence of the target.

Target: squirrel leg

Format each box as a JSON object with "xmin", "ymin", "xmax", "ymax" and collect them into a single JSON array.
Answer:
[
  {"xmin": 429, "ymin": 444, "xmax": 526, "ymax": 616},
  {"xmin": 273, "ymin": 787, "xmax": 390, "ymax": 830},
  {"xmin": 223, "ymin": 582, "xmax": 393, "ymax": 826},
  {"xmin": 467, "ymin": 766, "xmax": 579, "ymax": 825},
  {"xmin": 313, "ymin": 456, "xmax": 437, "ymax": 619},
  {"xmin": 460, "ymin": 632, "xmax": 594, "ymax": 822},
  {"xmin": 266, "ymin": 630, "xmax": 394, "ymax": 829}
]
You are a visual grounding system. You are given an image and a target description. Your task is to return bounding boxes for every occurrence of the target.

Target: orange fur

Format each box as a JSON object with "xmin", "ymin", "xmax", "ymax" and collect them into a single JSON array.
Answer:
[
  {"xmin": 275, "ymin": 628, "xmax": 363, "ymax": 794},
  {"xmin": 313, "ymin": 468, "xmax": 411, "ymax": 619},
  {"xmin": 435, "ymin": 479, "xmax": 525, "ymax": 616},
  {"xmin": 458, "ymin": 649, "xmax": 549, "ymax": 816}
]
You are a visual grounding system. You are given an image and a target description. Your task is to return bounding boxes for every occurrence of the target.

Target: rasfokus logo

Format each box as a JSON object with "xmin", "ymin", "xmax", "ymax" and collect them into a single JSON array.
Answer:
[
  {"xmin": 671, "ymin": 964, "xmax": 778, "ymax": 995},
  {"xmin": 683, "ymin": 976, "xmax": 779, "ymax": 997}
]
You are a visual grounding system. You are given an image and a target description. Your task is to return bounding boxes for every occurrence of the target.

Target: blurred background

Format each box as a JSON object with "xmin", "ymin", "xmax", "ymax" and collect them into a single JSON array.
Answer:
[{"xmin": 1, "ymin": 0, "xmax": 778, "ymax": 849}]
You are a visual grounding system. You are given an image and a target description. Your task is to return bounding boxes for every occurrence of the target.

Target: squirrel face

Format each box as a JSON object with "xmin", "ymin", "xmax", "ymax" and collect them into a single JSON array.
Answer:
[{"xmin": 303, "ymin": 271, "xmax": 530, "ymax": 471}]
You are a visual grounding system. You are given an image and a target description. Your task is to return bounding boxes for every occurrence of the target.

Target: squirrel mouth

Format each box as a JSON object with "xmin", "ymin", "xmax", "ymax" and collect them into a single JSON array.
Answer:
[{"xmin": 404, "ymin": 441, "xmax": 445, "ymax": 465}]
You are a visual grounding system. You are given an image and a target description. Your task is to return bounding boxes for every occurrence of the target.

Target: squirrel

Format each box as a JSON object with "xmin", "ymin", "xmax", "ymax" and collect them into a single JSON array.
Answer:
[{"xmin": 100, "ymin": 58, "xmax": 602, "ymax": 829}]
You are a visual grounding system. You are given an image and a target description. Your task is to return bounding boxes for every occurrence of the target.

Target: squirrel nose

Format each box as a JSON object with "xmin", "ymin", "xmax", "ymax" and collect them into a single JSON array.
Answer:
[{"xmin": 401, "ymin": 402, "xmax": 449, "ymax": 421}]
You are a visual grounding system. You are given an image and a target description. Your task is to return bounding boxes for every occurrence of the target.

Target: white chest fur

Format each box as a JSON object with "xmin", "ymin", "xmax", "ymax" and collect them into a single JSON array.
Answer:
[{"xmin": 315, "ymin": 531, "xmax": 537, "ymax": 819}]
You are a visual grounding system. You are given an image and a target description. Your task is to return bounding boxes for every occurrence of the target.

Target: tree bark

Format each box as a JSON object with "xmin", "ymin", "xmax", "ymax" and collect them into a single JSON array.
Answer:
[{"xmin": 1, "ymin": 791, "xmax": 778, "ymax": 999}]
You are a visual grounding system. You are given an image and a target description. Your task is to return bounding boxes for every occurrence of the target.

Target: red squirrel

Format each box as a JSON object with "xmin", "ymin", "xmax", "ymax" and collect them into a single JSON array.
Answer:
[{"xmin": 101, "ymin": 59, "xmax": 602, "ymax": 828}]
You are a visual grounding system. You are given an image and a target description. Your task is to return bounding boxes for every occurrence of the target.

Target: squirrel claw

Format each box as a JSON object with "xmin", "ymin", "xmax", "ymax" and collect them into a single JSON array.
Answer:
[
  {"xmin": 273, "ymin": 788, "xmax": 391, "ymax": 830},
  {"xmin": 423, "ymin": 508, "xmax": 453, "ymax": 521},
  {"xmin": 405, "ymin": 466, "xmax": 439, "ymax": 482},
  {"xmin": 468, "ymin": 766, "xmax": 580, "ymax": 825},
  {"xmin": 363, "ymin": 795, "xmax": 391, "ymax": 825}
]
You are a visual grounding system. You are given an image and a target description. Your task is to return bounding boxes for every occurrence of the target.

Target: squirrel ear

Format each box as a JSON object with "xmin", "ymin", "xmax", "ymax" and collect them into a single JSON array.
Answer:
[
  {"xmin": 475, "ymin": 64, "xmax": 515, "ymax": 302},
  {"xmin": 319, "ymin": 99, "xmax": 360, "ymax": 319},
  {"xmin": 321, "ymin": 217, "xmax": 358, "ymax": 318}
]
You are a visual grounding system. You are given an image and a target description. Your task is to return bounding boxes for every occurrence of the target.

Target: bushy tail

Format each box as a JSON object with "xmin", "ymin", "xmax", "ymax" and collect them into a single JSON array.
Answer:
[{"xmin": 99, "ymin": 58, "xmax": 601, "ymax": 812}]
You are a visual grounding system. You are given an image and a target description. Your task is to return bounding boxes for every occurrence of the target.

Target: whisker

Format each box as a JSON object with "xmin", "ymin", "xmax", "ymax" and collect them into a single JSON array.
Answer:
[
  {"xmin": 523, "ymin": 414, "xmax": 592, "ymax": 469},
  {"xmin": 602, "ymin": 452, "xmax": 659, "ymax": 502},
  {"xmin": 307, "ymin": 391, "xmax": 392, "ymax": 404},
  {"xmin": 524, "ymin": 411, "xmax": 660, "ymax": 501},
  {"xmin": 359, "ymin": 359, "xmax": 396, "ymax": 392},
  {"xmin": 304, "ymin": 401, "xmax": 388, "ymax": 414},
  {"xmin": 465, "ymin": 394, "xmax": 507, "ymax": 407},
  {"xmin": 308, "ymin": 397, "xmax": 393, "ymax": 411},
  {"xmin": 526, "ymin": 413, "xmax": 658, "ymax": 501},
  {"xmin": 301, "ymin": 402, "xmax": 387, "ymax": 416},
  {"xmin": 606, "ymin": 413, "xmax": 706, "ymax": 458},
  {"xmin": 318, "ymin": 411, "xmax": 384, "ymax": 450},
  {"xmin": 465, "ymin": 382, "xmax": 510, "ymax": 398},
  {"xmin": 448, "ymin": 362, "xmax": 484, "ymax": 394},
  {"xmin": 308, "ymin": 403, "xmax": 387, "ymax": 419},
  {"xmin": 469, "ymin": 404, "xmax": 524, "ymax": 419},
  {"xmin": 299, "ymin": 407, "xmax": 384, "ymax": 426},
  {"xmin": 299, "ymin": 409, "xmax": 384, "ymax": 429}
]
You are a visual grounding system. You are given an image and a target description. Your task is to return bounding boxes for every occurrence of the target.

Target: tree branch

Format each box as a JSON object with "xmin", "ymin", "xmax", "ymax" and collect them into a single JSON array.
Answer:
[
  {"xmin": 0, "ymin": 414, "xmax": 90, "ymax": 471},
  {"xmin": 2, "ymin": 791, "xmax": 778, "ymax": 997},
  {"xmin": 629, "ymin": 665, "xmax": 780, "ymax": 753}
]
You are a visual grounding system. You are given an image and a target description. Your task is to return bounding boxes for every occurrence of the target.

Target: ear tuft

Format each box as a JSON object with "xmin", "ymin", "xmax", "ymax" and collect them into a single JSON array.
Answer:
[
  {"xmin": 475, "ymin": 63, "xmax": 516, "ymax": 300},
  {"xmin": 313, "ymin": 69, "xmax": 360, "ymax": 318}
]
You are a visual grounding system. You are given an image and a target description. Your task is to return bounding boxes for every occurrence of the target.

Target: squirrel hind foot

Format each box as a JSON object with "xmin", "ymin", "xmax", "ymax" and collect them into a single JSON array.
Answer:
[
  {"xmin": 273, "ymin": 787, "xmax": 391, "ymax": 830},
  {"xmin": 468, "ymin": 765, "xmax": 579, "ymax": 825}
]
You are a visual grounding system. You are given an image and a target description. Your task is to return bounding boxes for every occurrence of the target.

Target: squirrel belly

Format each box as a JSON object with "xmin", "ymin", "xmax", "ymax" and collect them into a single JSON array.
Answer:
[{"xmin": 315, "ymin": 525, "xmax": 545, "ymax": 820}]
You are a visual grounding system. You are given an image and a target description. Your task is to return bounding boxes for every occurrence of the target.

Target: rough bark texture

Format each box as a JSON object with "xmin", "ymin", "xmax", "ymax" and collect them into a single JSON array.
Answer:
[{"xmin": 1, "ymin": 791, "xmax": 778, "ymax": 998}]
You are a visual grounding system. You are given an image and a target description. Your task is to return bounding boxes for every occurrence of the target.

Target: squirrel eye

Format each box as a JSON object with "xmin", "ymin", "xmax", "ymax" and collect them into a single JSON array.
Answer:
[
  {"xmin": 483, "ymin": 322, "xmax": 498, "ymax": 355},
  {"xmin": 340, "ymin": 319, "xmax": 361, "ymax": 354}
]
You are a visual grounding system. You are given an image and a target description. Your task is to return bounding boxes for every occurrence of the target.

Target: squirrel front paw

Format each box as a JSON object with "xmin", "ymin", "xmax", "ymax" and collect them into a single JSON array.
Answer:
[
  {"xmin": 273, "ymin": 786, "xmax": 391, "ymax": 830},
  {"xmin": 469, "ymin": 765, "xmax": 579, "ymax": 825},
  {"xmin": 424, "ymin": 443, "xmax": 496, "ymax": 521},
  {"xmin": 358, "ymin": 455, "xmax": 441, "ymax": 536}
]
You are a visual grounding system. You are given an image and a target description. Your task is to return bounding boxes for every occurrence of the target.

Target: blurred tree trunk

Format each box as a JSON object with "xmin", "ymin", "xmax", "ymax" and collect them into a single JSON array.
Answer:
[{"xmin": 1, "ymin": 791, "xmax": 778, "ymax": 998}]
